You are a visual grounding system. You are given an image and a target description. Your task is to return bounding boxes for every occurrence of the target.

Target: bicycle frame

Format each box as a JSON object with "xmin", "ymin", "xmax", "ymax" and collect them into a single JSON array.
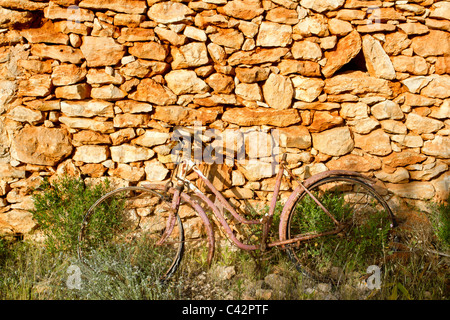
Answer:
[{"xmin": 151, "ymin": 153, "xmax": 366, "ymax": 263}]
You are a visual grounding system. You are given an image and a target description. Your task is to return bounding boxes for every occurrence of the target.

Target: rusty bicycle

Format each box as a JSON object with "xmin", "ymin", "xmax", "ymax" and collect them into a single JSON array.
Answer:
[{"xmin": 78, "ymin": 131, "xmax": 397, "ymax": 286}]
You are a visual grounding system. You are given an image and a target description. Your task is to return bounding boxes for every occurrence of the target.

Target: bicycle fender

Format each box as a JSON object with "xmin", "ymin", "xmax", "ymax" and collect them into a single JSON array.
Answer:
[{"xmin": 278, "ymin": 170, "xmax": 372, "ymax": 242}]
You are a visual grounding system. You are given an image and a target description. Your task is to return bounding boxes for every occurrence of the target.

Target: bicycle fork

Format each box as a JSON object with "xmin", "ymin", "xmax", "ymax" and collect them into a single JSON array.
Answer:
[{"xmin": 156, "ymin": 182, "xmax": 184, "ymax": 246}]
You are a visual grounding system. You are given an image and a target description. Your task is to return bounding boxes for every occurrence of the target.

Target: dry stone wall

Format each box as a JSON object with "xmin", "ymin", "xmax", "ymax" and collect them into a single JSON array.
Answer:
[{"xmin": 0, "ymin": 0, "xmax": 449, "ymax": 237}]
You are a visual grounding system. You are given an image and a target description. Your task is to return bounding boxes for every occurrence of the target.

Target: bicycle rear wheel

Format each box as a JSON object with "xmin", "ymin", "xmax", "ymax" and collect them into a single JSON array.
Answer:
[
  {"xmin": 285, "ymin": 176, "xmax": 396, "ymax": 287},
  {"xmin": 78, "ymin": 186, "xmax": 184, "ymax": 282}
]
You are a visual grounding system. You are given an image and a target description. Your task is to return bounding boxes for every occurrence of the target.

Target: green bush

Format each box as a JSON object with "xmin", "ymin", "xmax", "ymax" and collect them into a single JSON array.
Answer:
[
  {"xmin": 31, "ymin": 176, "xmax": 114, "ymax": 254},
  {"xmin": 430, "ymin": 195, "xmax": 450, "ymax": 251}
]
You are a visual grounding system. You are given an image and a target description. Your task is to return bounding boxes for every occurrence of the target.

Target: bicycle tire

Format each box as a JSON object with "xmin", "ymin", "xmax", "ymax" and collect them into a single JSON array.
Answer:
[
  {"xmin": 78, "ymin": 186, "xmax": 184, "ymax": 282},
  {"xmin": 284, "ymin": 175, "xmax": 396, "ymax": 287}
]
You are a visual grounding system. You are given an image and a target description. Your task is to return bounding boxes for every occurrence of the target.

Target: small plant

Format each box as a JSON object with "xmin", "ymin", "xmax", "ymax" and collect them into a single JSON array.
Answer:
[
  {"xmin": 31, "ymin": 176, "xmax": 116, "ymax": 254},
  {"xmin": 430, "ymin": 195, "xmax": 450, "ymax": 251}
]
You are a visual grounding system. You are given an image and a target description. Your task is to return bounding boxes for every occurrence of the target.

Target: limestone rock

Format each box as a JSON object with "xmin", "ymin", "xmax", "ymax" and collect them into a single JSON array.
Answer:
[
  {"xmin": 222, "ymin": 108, "xmax": 301, "ymax": 127},
  {"xmin": 133, "ymin": 131, "xmax": 170, "ymax": 148},
  {"xmin": 262, "ymin": 74, "xmax": 294, "ymax": 110},
  {"xmin": 0, "ymin": 210, "xmax": 36, "ymax": 234},
  {"xmin": 116, "ymin": 100, "xmax": 152, "ymax": 114},
  {"xmin": 0, "ymin": 7, "xmax": 34, "ymax": 28},
  {"xmin": 362, "ymin": 35, "xmax": 396, "ymax": 80},
  {"xmin": 324, "ymin": 71, "xmax": 392, "ymax": 97},
  {"xmin": 387, "ymin": 182, "xmax": 435, "ymax": 200},
  {"xmin": 293, "ymin": 15, "xmax": 329, "ymax": 37},
  {"xmin": 430, "ymin": 1, "xmax": 450, "ymax": 20},
  {"xmin": 371, "ymin": 100, "xmax": 403, "ymax": 120},
  {"xmin": 148, "ymin": 1, "xmax": 193, "ymax": 24},
  {"xmin": 206, "ymin": 73, "xmax": 235, "ymax": 94},
  {"xmin": 300, "ymin": 0, "xmax": 345, "ymax": 13},
  {"xmin": 405, "ymin": 113, "xmax": 444, "ymax": 134},
  {"xmin": 354, "ymin": 129, "xmax": 392, "ymax": 156},
  {"xmin": 291, "ymin": 76, "xmax": 324, "ymax": 102},
  {"xmin": 31, "ymin": 44, "xmax": 84, "ymax": 64},
  {"xmin": 375, "ymin": 168, "xmax": 410, "ymax": 184},
  {"xmin": 256, "ymin": 22, "xmax": 292, "ymax": 48},
  {"xmin": 165, "ymin": 70, "xmax": 209, "ymax": 95},
  {"xmin": 112, "ymin": 163, "xmax": 145, "ymax": 182},
  {"xmin": 235, "ymin": 83, "xmax": 262, "ymax": 101},
  {"xmin": 7, "ymin": 106, "xmax": 44, "ymax": 124},
  {"xmin": 235, "ymin": 67, "xmax": 269, "ymax": 83},
  {"xmin": 111, "ymin": 144, "xmax": 155, "ymax": 163},
  {"xmin": 91, "ymin": 84, "xmax": 127, "ymax": 100},
  {"xmin": 55, "ymin": 83, "xmax": 91, "ymax": 100},
  {"xmin": 20, "ymin": 21, "xmax": 69, "ymax": 45},
  {"xmin": 80, "ymin": 0, "xmax": 147, "ymax": 14},
  {"xmin": 171, "ymin": 42, "xmax": 209, "ymax": 69},
  {"xmin": 420, "ymin": 75, "xmax": 450, "ymax": 99},
  {"xmin": 276, "ymin": 126, "xmax": 311, "ymax": 149},
  {"xmin": 210, "ymin": 28, "xmax": 245, "ymax": 50},
  {"xmin": 411, "ymin": 30, "xmax": 450, "ymax": 57},
  {"xmin": 59, "ymin": 116, "xmax": 115, "ymax": 133},
  {"xmin": 129, "ymin": 42, "xmax": 167, "ymax": 61},
  {"xmin": 45, "ymin": 2, "xmax": 94, "ymax": 21},
  {"xmin": 61, "ymin": 100, "xmax": 114, "ymax": 118},
  {"xmin": 228, "ymin": 48, "xmax": 289, "ymax": 66},
  {"xmin": 312, "ymin": 126, "xmax": 354, "ymax": 156},
  {"xmin": 113, "ymin": 113, "xmax": 151, "ymax": 128},
  {"xmin": 391, "ymin": 56, "xmax": 428, "ymax": 76},
  {"xmin": 291, "ymin": 41, "xmax": 322, "ymax": 61},
  {"xmin": 422, "ymin": 136, "xmax": 450, "ymax": 158},
  {"xmin": 238, "ymin": 161, "xmax": 275, "ymax": 181},
  {"xmin": 221, "ymin": 0, "xmax": 264, "ymax": 20},
  {"xmin": 278, "ymin": 60, "xmax": 321, "ymax": 77},
  {"xmin": 326, "ymin": 154, "xmax": 381, "ymax": 172},
  {"xmin": 12, "ymin": 127, "xmax": 73, "ymax": 166},
  {"xmin": 52, "ymin": 64, "xmax": 87, "ymax": 86},
  {"xmin": 80, "ymin": 36, "xmax": 125, "ymax": 67},
  {"xmin": 383, "ymin": 150, "xmax": 426, "ymax": 168},
  {"xmin": 18, "ymin": 74, "xmax": 52, "ymax": 97},
  {"xmin": 73, "ymin": 145, "xmax": 109, "ymax": 163},
  {"xmin": 322, "ymin": 30, "xmax": 361, "ymax": 78},
  {"xmin": 129, "ymin": 79, "xmax": 177, "ymax": 105}
]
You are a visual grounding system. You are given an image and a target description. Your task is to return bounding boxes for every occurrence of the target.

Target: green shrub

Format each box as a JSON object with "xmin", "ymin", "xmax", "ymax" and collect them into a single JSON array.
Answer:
[
  {"xmin": 430, "ymin": 195, "xmax": 450, "ymax": 251},
  {"xmin": 31, "ymin": 176, "xmax": 114, "ymax": 254}
]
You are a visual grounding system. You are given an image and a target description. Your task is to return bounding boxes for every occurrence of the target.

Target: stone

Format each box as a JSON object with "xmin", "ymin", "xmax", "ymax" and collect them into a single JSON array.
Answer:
[
  {"xmin": 72, "ymin": 130, "xmax": 111, "ymax": 146},
  {"xmin": 207, "ymin": 43, "xmax": 227, "ymax": 65},
  {"xmin": 436, "ymin": 57, "xmax": 450, "ymax": 75},
  {"xmin": 165, "ymin": 70, "xmax": 209, "ymax": 95},
  {"xmin": 326, "ymin": 154, "xmax": 381, "ymax": 172},
  {"xmin": 113, "ymin": 163, "xmax": 145, "ymax": 182},
  {"xmin": 312, "ymin": 126, "xmax": 354, "ymax": 156},
  {"xmin": 118, "ymin": 27, "xmax": 155, "ymax": 42},
  {"xmin": 262, "ymin": 74, "xmax": 294, "ymax": 110},
  {"xmin": 235, "ymin": 83, "xmax": 262, "ymax": 101},
  {"xmin": 383, "ymin": 32, "xmax": 411, "ymax": 56},
  {"xmin": 275, "ymin": 126, "xmax": 311, "ymax": 149},
  {"xmin": 206, "ymin": 73, "xmax": 235, "ymax": 94},
  {"xmin": 147, "ymin": 1, "xmax": 193, "ymax": 24},
  {"xmin": 278, "ymin": 60, "xmax": 321, "ymax": 77},
  {"xmin": 405, "ymin": 113, "xmax": 444, "ymax": 134},
  {"xmin": 221, "ymin": 0, "xmax": 264, "ymax": 20},
  {"xmin": 228, "ymin": 48, "xmax": 289, "ymax": 66},
  {"xmin": 300, "ymin": 0, "xmax": 345, "ymax": 13},
  {"xmin": 401, "ymin": 76, "xmax": 433, "ymax": 94},
  {"xmin": 129, "ymin": 79, "xmax": 177, "ymax": 105},
  {"xmin": 390, "ymin": 135, "xmax": 423, "ymax": 148},
  {"xmin": 421, "ymin": 75, "xmax": 450, "ymax": 99},
  {"xmin": 322, "ymin": 30, "xmax": 362, "ymax": 78},
  {"xmin": 411, "ymin": 30, "xmax": 450, "ymax": 57},
  {"xmin": 1, "ymin": 80, "xmax": 18, "ymax": 113},
  {"xmin": 0, "ymin": 7, "xmax": 34, "ymax": 28},
  {"xmin": 32, "ymin": 44, "xmax": 84, "ymax": 64},
  {"xmin": 293, "ymin": 15, "xmax": 329, "ymax": 37},
  {"xmin": 129, "ymin": 42, "xmax": 167, "ymax": 61},
  {"xmin": 80, "ymin": 36, "xmax": 125, "ymax": 67},
  {"xmin": 20, "ymin": 21, "xmax": 69, "ymax": 45},
  {"xmin": 235, "ymin": 67, "xmax": 270, "ymax": 83},
  {"xmin": 291, "ymin": 41, "xmax": 322, "ymax": 61},
  {"xmin": 430, "ymin": 1, "xmax": 450, "ymax": 20},
  {"xmin": 86, "ymin": 68, "xmax": 124, "ymax": 85},
  {"xmin": 386, "ymin": 182, "xmax": 435, "ymax": 200},
  {"xmin": 410, "ymin": 161, "xmax": 448, "ymax": 181},
  {"xmin": 91, "ymin": 84, "xmax": 127, "ymax": 100},
  {"xmin": 422, "ymin": 136, "xmax": 450, "ymax": 158},
  {"xmin": 0, "ymin": 210, "xmax": 36, "ymax": 234},
  {"xmin": 18, "ymin": 74, "xmax": 52, "ymax": 97},
  {"xmin": 115, "ymin": 100, "xmax": 152, "ymax": 114},
  {"xmin": 256, "ymin": 22, "xmax": 292, "ymax": 48},
  {"xmin": 324, "ymin": 71, "xmax": 392, "ymax": 97},
  {"xmin": 79, "ymin": 0, "xmax": 147, "ymax": 14},
  {"xmin": 120, "ymin": 59, "xmax": 169, "ymax": 78},
  {"xmin": 391, "ymin": 56, "xmax": 428, "ymax": 76},
  {"xmin": 111, "ymin": 144, "xmax": 154, "ymax": 163},
  {"xmin": 210, "ymin": 28, "xmax": 245, "ymax": 50},
  {"xmin": 381, "ymin": 120, "xmax": 407, "ymax": 134},
  {"xmin": 266, "ymin": 7, "xmax": 299, "ymax": 25},
  {"xmin": 45, "ymin": 2, "xmax": 94, "ymax": 21},
  {"xmin": 239, "ymin": 161, "xmax": 275, "ymax": 181},
  {"xmin": 354, "ymin": 129, "xmax": 392, "ymax": 156},
  {"xmin": 0, "ymin": 0, "xmax": 47, "ymax": 11},
  {"xmin": 222, "ymin": 107, "xmax": 301, "ymax": 127},
  {"xmin": 397, "ymin": 23, "xmax": 429, "ymax": 35},
  {"xmin": 55, "ymin": 83, "xmax": 91, "ymax": 100},
  {"xmin": 133, "ymin": 130, "xmax": 170, "ymax": 148},
  {"xmin": 152, "ymin": 106, "xmax": 221, "ymax": 125},
  {"xmin": 171, "ymin": 42, "xmax": 209, "ymax": 69},
  {"xmin": 7, "ymin": 106, "xmax": 44, "ymax": 124},
  {"xmin": 59, "ymin": 116, "xmax": 114, "ymax": 133},
  {"xmin": 432, "ymin": 172, "xmax": 450, "ymax": 202},
  {"xmin": 375, "ymin": 168, "xmax": 410, "ymax": 184},
  {"xmin": 328, "ymin": 18, "xmax": 353, "ymax": 36},
  {"xmin": 145, "ymin": 160, "xmax": 169, "ymax": 181},
  {"xmin": 371, "ymin": 100, "xmax": 403, "ymax": 120},
  {"xmin": 73, "ymin": 145, "xmax": 109, "ymax": 163},
  {"xmin": 308, "ymin": 111, "xmax": 343, "ymax": 132},
  {"xmin": 362, "ymin": 35, "xmax": 396, "ymax": 80},
  {"xmin": 12, "ymin": 127, "xmax": 72, "ymax": 166},
  {"xmin": 291, "ymin": 76, "xmax": 324, "ymax": 102},
  {"xmin": 61, "ymin": 100, "xmax": 114, "ymax": 118},
  {"xmin": 110, "ymin": 128, "xmax": 135, "ymax": 145},
  {"xmin": 340, "ymin": 102, "xmax": 368, "ymax": 119},
  {"xmin": 113, "ymin": 113, "xmax": 150, "ymax": 128},
  {"xmin": 52, "ymin": 64, "xmax": 87, "ymax": 86}
]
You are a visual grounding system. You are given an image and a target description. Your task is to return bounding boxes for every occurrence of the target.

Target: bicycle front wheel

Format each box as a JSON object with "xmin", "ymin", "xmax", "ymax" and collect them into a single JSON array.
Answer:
[
  {"xmin": 285, "ymin": 176, "xmax": 395, "ymax": 286},
  {"xmin": 78, "ymin": 186, "xmax": 184, "ymax": 282}
]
